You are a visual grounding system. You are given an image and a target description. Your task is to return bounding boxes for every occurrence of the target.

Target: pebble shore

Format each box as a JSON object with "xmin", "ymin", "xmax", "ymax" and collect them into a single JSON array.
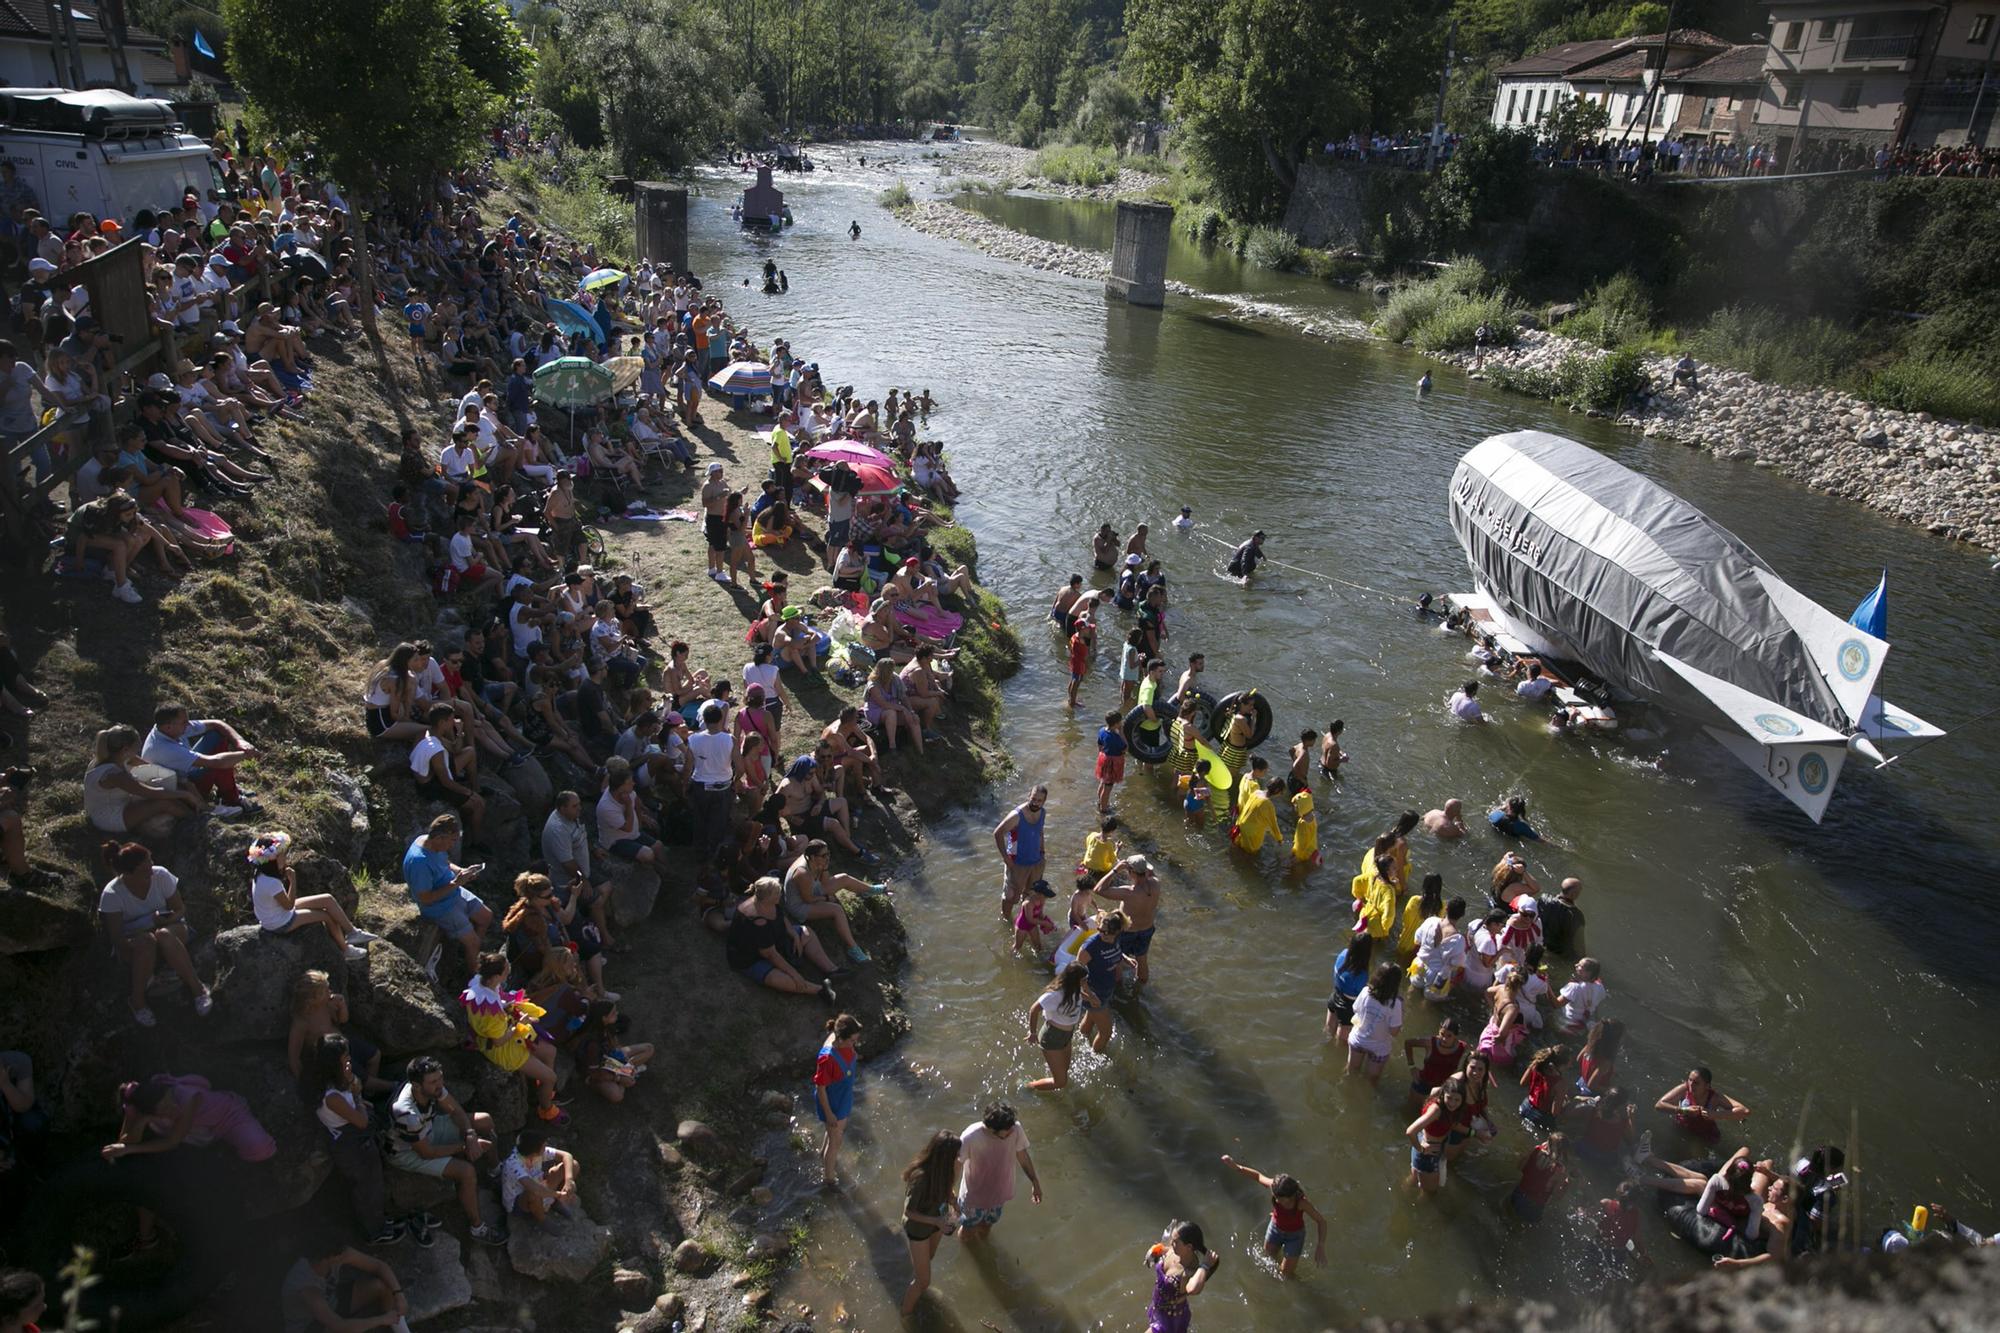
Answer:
[{"xmin": 1444, "ymin": 330, "xmax": 2000, "ymax": 555}]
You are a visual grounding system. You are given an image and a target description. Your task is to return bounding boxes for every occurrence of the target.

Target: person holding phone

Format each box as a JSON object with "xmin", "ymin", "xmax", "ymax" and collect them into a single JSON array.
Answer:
[{"xmin": 402, "ymin": 813, "xmax": 491, "ymax": 979}]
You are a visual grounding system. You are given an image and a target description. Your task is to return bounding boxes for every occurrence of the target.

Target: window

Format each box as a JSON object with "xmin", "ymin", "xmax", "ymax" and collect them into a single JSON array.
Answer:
[
  {"xmin": 1972, "ymin": 14, "xmax": 1994, "ymax": 43},
  {"xmin": 1537, "ymin": 88, "xmax": 1551, "ymax": 120},
  {"xmin": 1838, "ymin": 78, "xmax": 1863, "ymax": 109},
  {"xmin": 1699, "ymin": 96, "xmax": 1718, "ymax": 128},
  {"xmin": 1782, "ymin": 21, "xmax": 1803, "ymax": 50},
  {"xmin": 1818, "ymin": 19, "xmax": 1839, "ymax": 41},
  {"xmin": 1782, "ymin": 78, "xmax": 1804, "ymax": 109},
  {"xmin": 1505, "ymin": 88, "xmax": 1519, "ymax": 122}
]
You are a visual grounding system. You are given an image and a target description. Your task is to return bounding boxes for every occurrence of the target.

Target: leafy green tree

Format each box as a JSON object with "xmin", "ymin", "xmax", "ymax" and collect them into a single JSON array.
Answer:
[
  {"xmin": 1068, "ymin": 69, "xmax": 1141, "ymax": 148},
  {"xmin": 1539, "ymin": 92, "xmax": 1610, "ymax": 149}
]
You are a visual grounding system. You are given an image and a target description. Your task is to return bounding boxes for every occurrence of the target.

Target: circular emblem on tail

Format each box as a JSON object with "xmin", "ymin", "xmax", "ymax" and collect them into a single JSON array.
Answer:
[
  {"xmin": 1836, "ymin": 638, "xmax": 1871, "ymax": 682},
  {"xmin": 1755, "ymin": 713, "xmax": 1803, "ymax": 737},
  {"xmin": 1798, "ymin": 752, "xmax": 1830, "ymax": 795}
]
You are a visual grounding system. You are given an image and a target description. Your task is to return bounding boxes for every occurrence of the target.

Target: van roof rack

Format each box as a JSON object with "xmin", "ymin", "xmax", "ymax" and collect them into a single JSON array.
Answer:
[{"xmin": 0, "ymin": 87, "xmax": 181, "ymax": 138}]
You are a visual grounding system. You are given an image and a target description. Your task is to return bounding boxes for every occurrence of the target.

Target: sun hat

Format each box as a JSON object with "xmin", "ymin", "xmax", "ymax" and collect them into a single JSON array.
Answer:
[{"xmin": 247, "ymin": 830, "xmax": 291, "ymax": 864}]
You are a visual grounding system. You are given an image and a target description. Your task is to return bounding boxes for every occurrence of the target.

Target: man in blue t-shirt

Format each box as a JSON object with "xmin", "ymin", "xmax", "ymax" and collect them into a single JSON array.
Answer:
[{"xmin": 403, "ymin": 813, "xmax": 491, "ymax": 978}]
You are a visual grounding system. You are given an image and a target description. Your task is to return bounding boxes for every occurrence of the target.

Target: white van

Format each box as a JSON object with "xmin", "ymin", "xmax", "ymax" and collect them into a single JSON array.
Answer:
[{"xmin": 0, "ymin": 87, "xmax": 225, "ymax": 225}]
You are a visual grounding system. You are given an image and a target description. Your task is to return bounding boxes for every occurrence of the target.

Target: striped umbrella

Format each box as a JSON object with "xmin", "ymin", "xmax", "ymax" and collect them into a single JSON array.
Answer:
[{"xmin": 707, "ymin": 360, "xmax": 773, "ymax": 396}]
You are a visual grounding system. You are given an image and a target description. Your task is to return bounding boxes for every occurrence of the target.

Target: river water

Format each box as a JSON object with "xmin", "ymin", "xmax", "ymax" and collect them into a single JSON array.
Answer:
[{"xmin": 688, "ymin": 144, "xmax": 2000, "ymax": 1330}]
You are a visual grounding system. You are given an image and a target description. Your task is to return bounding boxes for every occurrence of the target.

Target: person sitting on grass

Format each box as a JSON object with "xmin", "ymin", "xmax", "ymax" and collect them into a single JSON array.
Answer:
[
  {"xmin": 410, "ymin": 703, "xmax": 486, "ymax": 841},
  {"xmin": 141, "ymin": 702, "xmax": 258, "ymax": 817},
  {"xmin": 499, "ymin": 1126, "xmax": 579, "ymax": 1226},
  {"xmin": 387, "ymin": 1055, "xmax": 505, "ymax": 1247},
  {"xmin": 98, "ymin": 840, "xmax": 214, "ymax": 1027},
  {"xmin": 727, "ymin": 875, "xmax": 843, "ymax": 1005},
  {"xmin": 402, "ymin": 813, "xmax": 492, "ymax": 979},
  {"xmin": 65, "ymin": 491, "xmax": 179, "ymax": 604},
  {"xmin": 84, "ymin": 723, "xmax": 205, "ymax": 835},
  {"xmin": 785, "ymin": 839, "xmax": 891, "ymax": 966},
  {"xmin": 771, "ymin": 606, "xmax": 821, "ymax": 674},
  {"xmin": 248, "ymin": 830, "xmax": 377, "ymax": 962},
  {"xmin": 279, "ymin": 1231, "xmax": 415, "ymax": 1333}
]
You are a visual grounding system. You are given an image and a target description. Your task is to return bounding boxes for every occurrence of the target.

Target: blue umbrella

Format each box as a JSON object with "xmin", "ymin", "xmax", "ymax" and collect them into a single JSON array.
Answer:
[{"xmin": 546, "ymin": 298, "xmax": 604, "ymax": 347}]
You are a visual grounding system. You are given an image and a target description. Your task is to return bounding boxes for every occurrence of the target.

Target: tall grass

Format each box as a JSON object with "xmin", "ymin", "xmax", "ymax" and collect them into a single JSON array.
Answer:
[
  {"xmin": 878, "ymin": 181, "xmax": 913, "ymax": 209},
  {"xmin": 1242, "ymin": 225, "xmax": 1300, "ymax": 271},
  {"xmin": 1561, "ymin": 271, "xmax": 1655, "ymax": 350},
  {"xmin": 1032, "ymin": 143, "xmax": 1120, "ymax": 187},
  {"xmin": 1687, "ymin": 306, "xmax": 1866, "ymax": 386},
  {"xmin": 1869, "ymin": 353, "xmax": 2000, "ymax": 424},
  {"xmin": 1377, "ymin": 258, "xmax": 1495, "ymax": 343},
  {"xmin": 1410, "ymin": 291, "xmax": 1516, "ymax": 353}
]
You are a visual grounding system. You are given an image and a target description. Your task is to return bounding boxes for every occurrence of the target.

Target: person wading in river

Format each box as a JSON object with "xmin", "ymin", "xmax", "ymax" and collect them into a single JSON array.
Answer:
[
  {"xmin": 992, "ymin": 785, "xmax": 1049, "ymax": 924},
  {"xmin": 1091, "ymin": 854, "xmax": 1162, "ymax": 988}
]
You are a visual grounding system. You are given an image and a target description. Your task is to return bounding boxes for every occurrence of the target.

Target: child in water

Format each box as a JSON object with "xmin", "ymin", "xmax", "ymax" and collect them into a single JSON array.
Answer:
[
  {"xmin": 1289, "ymin": 730, "xmax": 1316, "ymax": 789},
  {"xmin": 1220, "ymin": 1154, "xmax": 1328, "ymax": 1276},
  {"xmin": 1066, "ymin": 612, "xmax": 1094, "ymax": 709},
  {"xmin": 1289, "ymin": 777, "xmax": 1319, "ymax": 865},
  {"xmin": 1182, "ymin": 762, "xmax": 1215, "ymax": 816},
  {"xmin": 1095, "ymin": 711, "xmax": 1127, "ymax": 813},
  {"xmin": 1012, "ymin": 881, "xmax": 1057, "ymax": 956},
  {"xmin": 918, "ymin": 388, "xmax": 934, "ymax": 422}
]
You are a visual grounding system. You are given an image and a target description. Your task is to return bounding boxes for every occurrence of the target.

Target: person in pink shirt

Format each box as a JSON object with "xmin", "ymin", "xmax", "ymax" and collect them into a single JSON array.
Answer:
[{"xmin": 956, "ymin": 1104, "xmax": 1043, "ymax": 1242}]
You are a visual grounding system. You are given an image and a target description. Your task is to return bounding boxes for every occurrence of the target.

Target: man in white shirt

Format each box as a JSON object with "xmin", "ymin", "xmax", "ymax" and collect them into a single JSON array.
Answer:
[
  {"xmin": 1448, "ymin": 680, "xmax": 1485, "ymax": 723},
  {"xmin": 686, "ymin": 700, "xmax": 738, "ymax": 858},
  {"xmin": 448, "ymin": 512, "xmax": 503, "ymax": 596},
  {"xmin": 1515, "ymin": 663, "xmax": 1555, "ymax": 701}
]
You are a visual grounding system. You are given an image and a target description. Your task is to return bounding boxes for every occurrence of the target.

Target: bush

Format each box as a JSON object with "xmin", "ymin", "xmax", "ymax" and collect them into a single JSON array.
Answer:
[
  {"xmin": 878, "ymin": 181, "xmax": 913, "ymax": 209},
  {"xmin": 1182, "ymin": 204, "xmax": 1224, "ymax": 247},
  {"xmin": 1436, "ymin": 255, "xmax": 1491, "ymax": 296},
  {"xmin": 1562, "ymin": 271, "xmax": 1655, "ymax": 349},
  {"xmin": 1032, "ymin": 143, "xmax": 1119, "ymax": 187},
  {"xmin": 1575, "ymin": 347, "xmax": 1648, "ymax": 412},
  {"xmin": 1687, "ymin": 306, "xmax": 1865, "ymax": 386},
  {"xmin": 1410, "ymin": 291, "xmax": 1516, "ymax": 353},
  {"xmin": 1243, "ymin": 225, "xmax": 1301, "ymax": 271},
  {"xmin": 1868, "ymin": 353, "xmax": 2000, "ymax": 425},
  {"xmin": 1377, "ymin": 262, "xmax": 1493, "ymax": 342}
]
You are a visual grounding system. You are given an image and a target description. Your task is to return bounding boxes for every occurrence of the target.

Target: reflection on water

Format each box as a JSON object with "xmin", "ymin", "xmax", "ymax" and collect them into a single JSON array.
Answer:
[{"xmin": 687, "ymin": 143, "xmax": 2000, "ymax": 1330}]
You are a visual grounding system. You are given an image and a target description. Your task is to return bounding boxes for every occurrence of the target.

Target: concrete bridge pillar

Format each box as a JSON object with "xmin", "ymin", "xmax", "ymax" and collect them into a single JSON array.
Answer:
[
  {"xmin": 633, "ymin": 182, "xmax": 688, "ymax": 273},
  {"xmin": 1106, "ymin": 200, "xmax": 1172, "ymax": 308}
]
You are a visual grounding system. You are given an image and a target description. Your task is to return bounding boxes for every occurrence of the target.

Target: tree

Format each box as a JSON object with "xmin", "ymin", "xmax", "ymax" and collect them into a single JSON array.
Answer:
[
  {"xmin": 1539, "ymin": 92, "xmax": 1610, "ymax": 151},
  {"xmin": 1068, "ymin": 69, "xmax": 1141, "ymax": 149},
  {"xmin": 224, "ymin": 0, "xmax": 529, "ymax": 326}
]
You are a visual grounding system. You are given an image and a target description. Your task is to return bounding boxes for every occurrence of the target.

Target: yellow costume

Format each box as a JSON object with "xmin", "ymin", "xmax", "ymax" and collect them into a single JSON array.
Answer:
[
  {"xmin": 1398, "ymin": 893, "xmax": 1429, "ymax": 958},
  {"xmin": 1236, "ymin": 770, "xmax": 1259, "ymax": 811},
  {"xmin": 1081, "ymin": 830, "xmax": 1118, "ymax": 876},
  {"xmin": 1290, "ymin": 789, "xmax": 1318, "ymax": 863},
  {"xmin": 1232, "ymin": 785, "xmax": 1279, "ymax": 852},
  {"xmin": 1350, "ymin": 852, "xmax": 1397, "ymax": 940},
  {"xmin": 461, "ymin": 978, "xmax": 544, "ymax": 1074}
]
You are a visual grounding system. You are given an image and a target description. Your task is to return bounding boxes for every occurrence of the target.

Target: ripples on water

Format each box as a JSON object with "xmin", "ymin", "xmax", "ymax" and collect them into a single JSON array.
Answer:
[{"xmin": 691, "ymin": 145, "xmax": 2000, "ymax": 1330}]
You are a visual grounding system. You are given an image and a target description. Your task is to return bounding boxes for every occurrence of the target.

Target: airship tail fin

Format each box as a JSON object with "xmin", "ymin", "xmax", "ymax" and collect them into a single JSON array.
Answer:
[
  {"xmin": 1855, "ymin": 696, "xmax": 1946, "ymax": 751},
  {"xmin": 1751, "ymin": 568, "xmax": 1889, "ymax": 725},
  {"xmin": 1655, "ymin": 650, "xmax": 1850, "ymax": 822}
]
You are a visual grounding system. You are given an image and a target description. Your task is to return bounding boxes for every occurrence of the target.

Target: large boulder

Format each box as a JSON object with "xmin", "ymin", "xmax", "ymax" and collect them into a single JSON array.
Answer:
[
  {"xmin": 196, "ymin": 1049, "xmax": 331, "ymax": 1219},
  {"xmin": 506, "ymin": 1209, "xmax": 612, "ymax": 1283},
  {"xmin": 348, "ymin": 938, "xmax": 458, "ymax": 1057},
  {"xmin": 497, "ymin": 754, "xmax": 554, "ymax": 830},
  {"xmin": 196, "ymin": 924, "xmax": 346, "ymax": 1045},
  {"xmin": 385, "ymin": 1164, "xmax": 456, "ymax": 1216},
  {"xmin": 0, "ymin": 875, "xmax": 93, "ymax": 953},
  {"xmin": 374, "ymin": 1230, "xmax": 472, "ymax": 1324},
  {"xmin": 608, "ymin": 859, "xmax": 660, "ymax": 929}
]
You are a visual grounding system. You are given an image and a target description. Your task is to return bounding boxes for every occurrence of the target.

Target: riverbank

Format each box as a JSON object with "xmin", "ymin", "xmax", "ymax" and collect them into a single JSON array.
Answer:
[{"xmin": 1438, "ymin": 328, "xmax": 2000, "ymax": 554}]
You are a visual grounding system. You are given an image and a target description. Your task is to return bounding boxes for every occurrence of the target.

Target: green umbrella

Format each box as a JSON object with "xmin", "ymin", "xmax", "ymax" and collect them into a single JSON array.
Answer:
[{"xmin": 532, "ymin": 356, "xmax": 616, "ymax": 408}]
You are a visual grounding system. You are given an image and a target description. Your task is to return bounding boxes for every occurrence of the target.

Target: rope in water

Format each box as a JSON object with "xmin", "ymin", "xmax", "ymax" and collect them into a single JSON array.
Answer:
[{"xmin": 1189, "ymin": 530, "xmax": 1408, "ymax": 604}]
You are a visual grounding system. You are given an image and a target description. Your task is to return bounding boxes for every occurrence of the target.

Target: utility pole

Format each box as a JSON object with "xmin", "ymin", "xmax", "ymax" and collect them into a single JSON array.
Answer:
[
  {"xmin": 1621, "ymin": 0, "xmax": 1677, "ymax": 149},
  {"xmin": 1428, "ymin": 19, "xmax": 1458, "ymax": 171}
]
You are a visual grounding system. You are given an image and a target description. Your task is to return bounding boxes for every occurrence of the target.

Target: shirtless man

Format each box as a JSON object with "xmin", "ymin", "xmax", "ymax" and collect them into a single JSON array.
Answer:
[
  {"xmin": 700, "ymin": 461, "xmax": 731, "ymax": 582},
  {"xmin": 899, "ymin": 646, "xmax": 948, "ymax": 733},
  {"xmin": 884, "ymin": 557, "xmax": 942, "ymax": 610},
  {"xmin": 1091, "ymin": 525, "xmax": 1119, "ymax": 571},
  {"xmin": 775, "ymin": 756, "xmax": 874, "ymax": 860},
  {"xmin": 1173, "ymin": 652, "xmax": 1206, "ymax": 705},
  {"xmin": 1124, "ymin": 523, "xmax": 1149, "ymax": 560},
  {"xmin": 860, "ymin": 597, "xmax": 924, "ymax": 665},
  {"xmin": 1092, "ymin": 855, "xmax": 1162, "ymax": 987},
  {"xmin": 1422, "ymin": 799, "xmax": 1469, "ymax": 839},
  {"xmin": 1050, "ymin": 574, "xmax": 1086, "ymax": 635}
]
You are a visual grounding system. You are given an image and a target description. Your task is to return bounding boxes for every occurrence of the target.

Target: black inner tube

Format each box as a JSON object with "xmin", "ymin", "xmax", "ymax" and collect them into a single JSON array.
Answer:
[
  {"xmin": 1124, "ymin": 702, "xmax": 1173, "ymax": 764},
  {"xmin": 1208, "ymin": 690, "xmax": 1273, "ymax": 749},
  {"xmin": 1166, "ymin": 688, "xmax": 1217, "ymax": 741}
]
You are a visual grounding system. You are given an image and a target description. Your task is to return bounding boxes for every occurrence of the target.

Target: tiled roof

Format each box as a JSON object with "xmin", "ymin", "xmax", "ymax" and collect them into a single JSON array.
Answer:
[
  {"xmin": 1497, "ymin": 29, "xmax": 1733, "ymax": 79},
  {"xmin": 1670, "ymin": 44, "xmax": 1770, "ymax": 86},
  {"xmin": 0, "ymin": 0, "xmax": 167, "ymax": 50},
  {"xmin": 1496, "ymin": 38, "xmax": 1630, "ymax": 78}
]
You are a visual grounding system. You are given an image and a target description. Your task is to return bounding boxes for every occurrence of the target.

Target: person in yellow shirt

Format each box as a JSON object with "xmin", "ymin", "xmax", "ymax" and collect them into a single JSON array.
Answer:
[
  {"xmin": 1398, "ymin": 874, "xmax": 1444, "ymax": 958},
  {"xmin": 768, "ymin": 411, "xmax": 794, "ymax": 498},
  {"xmin": 1079, "ymin": 814, "xmax": 1120, "ymax": 885},
  {"xmin": 1231, "ymin": 776, "xmax": 1282, "ymax": 853},
  {"xmin": 1289, "ymin": 778, "xmax": 1319, "ymax": 865},
  {"xmin": 1236, "ymin": 756, "xmax": 1270, "ymax": 814},
  {"xmin": 1350, "ymin": 836, "xmax": 1399, "ymax": 940}
]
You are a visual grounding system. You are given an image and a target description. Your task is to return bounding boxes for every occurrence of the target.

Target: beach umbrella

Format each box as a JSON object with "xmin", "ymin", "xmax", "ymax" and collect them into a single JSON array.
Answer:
[
  {"xmin": 532, "ymin": 356, "xmax": 616, "ymax": 408},
  {"xmin": 545, "ymin": 297, "xmax": 605, "ymax": 347},
  {"xmin": 850, "ymin": 462, "xmax": 900, "ymax": 495},
  {"xmin": 707, "ymin": 360, "xmax": 773, "ymax": 396},
  {"xmin": 604, "ymin": 356, "xmax": 646, "ymax": 395},
  {"xmin": 803, "ymin": 441, "xmax": 896, "ymax": 469},
  {"xmin": 579, "ymin": 267, "xmax": 627, "ymax": 291}
]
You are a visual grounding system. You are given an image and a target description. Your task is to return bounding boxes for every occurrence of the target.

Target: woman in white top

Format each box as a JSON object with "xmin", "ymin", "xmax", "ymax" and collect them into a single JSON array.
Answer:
[
  {"xmin": 248, "ymin": 830, "xmax": 374, "ymax": 962},
  {"xmin": 1026, "ymin": 963, "xmax": 1101, "ymax": 1092},
  {"xmin": 84, "ymin": 724, "xmax": 202, "ymax": 835},
  {"xmin": 1411, "ymin": 900, "xmax": 1467, "ymax": 1000},
  {"xmin": 98, "ymin": 839, "xmax": 212, "ymax": 1027},
  {"xmin": 305, "ymin": 1032, "xmax": 398, "ymax": 1245},
  {"xmin": 1344, "ymin": 963, "xmax": 1405, "ymax": 1085}
]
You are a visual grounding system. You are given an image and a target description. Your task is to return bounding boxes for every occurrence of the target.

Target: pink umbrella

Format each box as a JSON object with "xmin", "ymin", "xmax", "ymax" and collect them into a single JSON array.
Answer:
[{"xmin": 803, "ymin": 441, "xmax": 896, "ymax": 469}]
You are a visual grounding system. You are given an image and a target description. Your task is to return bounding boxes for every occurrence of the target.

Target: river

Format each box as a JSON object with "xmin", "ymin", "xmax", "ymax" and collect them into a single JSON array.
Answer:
[{"xmin": 688, "ymin": 144, "xmax": 2000, "ymax": 1330}]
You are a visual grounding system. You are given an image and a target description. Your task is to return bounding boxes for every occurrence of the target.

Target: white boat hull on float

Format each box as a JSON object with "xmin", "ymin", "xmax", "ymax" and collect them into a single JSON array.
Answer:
[{"xmin": 1448, "ymin": 430, "xmax": 1942, "ymax": 822}]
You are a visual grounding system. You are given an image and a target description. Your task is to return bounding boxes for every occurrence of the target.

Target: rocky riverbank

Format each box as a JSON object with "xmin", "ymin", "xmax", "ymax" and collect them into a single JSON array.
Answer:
[
  {"xmin": 1437, "ymin": 329, "xmax": 2000, "ymax": 554},
  {"xmin": 937, "ymin": 139, "xmax": 1168, "ymax": 200}
]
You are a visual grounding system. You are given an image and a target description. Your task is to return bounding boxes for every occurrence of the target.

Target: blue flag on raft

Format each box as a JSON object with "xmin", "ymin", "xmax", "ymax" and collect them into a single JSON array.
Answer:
[
  {"xmin": 192, "ymin": 29, "xmax": 217, "ymax": 60},
  {"xmin": 1849, "ymin": 570, "xmax": 1887, "ymax": 640}
]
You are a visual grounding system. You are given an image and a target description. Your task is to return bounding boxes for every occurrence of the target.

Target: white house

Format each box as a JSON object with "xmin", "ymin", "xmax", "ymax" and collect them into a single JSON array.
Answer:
[
  {"xmin": 0, "ymin": 2, "xmax": 179, "ymax": 98},
  {"xmin": 1490, "ymin": 30, "xmax": 1735, "ymax": 139}
]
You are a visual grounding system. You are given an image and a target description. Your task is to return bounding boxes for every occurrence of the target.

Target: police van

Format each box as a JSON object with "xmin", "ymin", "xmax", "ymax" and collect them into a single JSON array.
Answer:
[{"xmin": 0, "ymin": 87, "xmax": 224, "ymax": 223}]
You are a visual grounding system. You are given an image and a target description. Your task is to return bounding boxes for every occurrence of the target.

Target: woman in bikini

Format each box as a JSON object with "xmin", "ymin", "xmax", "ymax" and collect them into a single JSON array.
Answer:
[{"xmin": 1654, "ymin": 1066, "xmax": 1750, "ymax": 1144}]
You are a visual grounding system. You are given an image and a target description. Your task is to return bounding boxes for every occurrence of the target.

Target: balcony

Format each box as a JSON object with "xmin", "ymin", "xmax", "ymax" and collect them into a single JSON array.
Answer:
[{"xmin": 1839, "ymin": 32, "xmax": 1921, "ymax": 62}]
